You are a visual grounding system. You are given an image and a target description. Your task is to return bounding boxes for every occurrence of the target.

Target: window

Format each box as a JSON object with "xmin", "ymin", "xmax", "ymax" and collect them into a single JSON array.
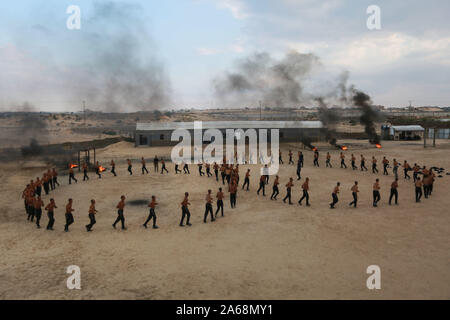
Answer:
[{"xmin": 160, "ymin": 134, "xmax": 165, "ymax": 140}]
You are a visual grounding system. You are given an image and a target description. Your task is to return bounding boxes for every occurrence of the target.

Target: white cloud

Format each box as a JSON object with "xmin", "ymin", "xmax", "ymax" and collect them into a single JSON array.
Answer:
[
  {"xmin": 196, "ymin": 38, "xmax": 247, "ymax": 55},
  {"xmin": 281, "ymin": 0, "xmax": 343, "ymax": 18},
  {"xmin": 196, "ymin": 47, "xmax": 220, "ymax": 55},
  {"xmin": 282, "ymin": 32, "xmax": 450, "ymax": 72},
  {"xmin": 215, "ymin": 0, "xmax": 248, "ymax": 19},
  {"xmin": 228, "ymin": 37, "xmax": 246, "ymax": 53},
  {"xmin": 329, "ymin": 32, "xmax": 450, "ymax": 70},
  {"xmin": 286, "ymin": 41, "xmax": 330, "ymax": 54}
]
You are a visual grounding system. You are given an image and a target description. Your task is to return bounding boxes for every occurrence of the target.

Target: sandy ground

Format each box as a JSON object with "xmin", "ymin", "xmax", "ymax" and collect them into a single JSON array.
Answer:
[{"xmin": 0, "ymin": 139, "xmax": 449, "ymax": 300}]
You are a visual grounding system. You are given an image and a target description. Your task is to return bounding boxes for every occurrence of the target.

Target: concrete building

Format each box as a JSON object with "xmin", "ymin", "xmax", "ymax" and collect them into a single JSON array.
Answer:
[
  {"xmin": 427, "ymin": 128, "xmax": 450, "ymax": 139},
  {"xmin": 135, "ymin": 121, "xmax": 324, "ymax": 147},
  {"xmin": 381, "ymin": 125, "xmax": 425, "ymax": 141}
]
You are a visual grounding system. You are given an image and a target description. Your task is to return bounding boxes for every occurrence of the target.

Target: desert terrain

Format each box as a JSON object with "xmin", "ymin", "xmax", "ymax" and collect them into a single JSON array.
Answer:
[{"xmin": 0, "ymin": 138, "xmax": 449, "ymax": 300}]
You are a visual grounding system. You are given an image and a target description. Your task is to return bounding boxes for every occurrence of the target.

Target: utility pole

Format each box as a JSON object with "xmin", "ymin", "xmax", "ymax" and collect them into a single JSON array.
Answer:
[
  {"xmin": 424, "ymin": 128, "xmax": 427, "ymax": 148},
  {"xmin": 83, "ymin": 100, "xmax": 86, "ymax": 125},
  {"xmin": 259, "ymin": 100, "xmax": 262, "ymax": 121}
]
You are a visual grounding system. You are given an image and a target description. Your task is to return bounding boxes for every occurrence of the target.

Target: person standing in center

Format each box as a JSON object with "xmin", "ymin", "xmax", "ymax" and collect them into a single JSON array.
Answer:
[
  {"xmin": 47, "ymin": 169, "xmax": 54, "ymax": 191},
  {"xmin": 143, "ymin": 196, "xmax": 159, "ymax": 229},
  {"xmin": 225, "ymin": 165, "xmax": 232, "ymax": 184},
  {"xmin": 35, "ymin": 177, "xmax": 42, "ymax": 197},
  {"xmin": 257, "ymin": 174, "xmax": 266, "ymax": 196},
  {"xmin": 360, "ymin": 155, "xmax": 368, "ymax": 171},
  {"xmin": 229, "ymin": 180, "xmax": 238, "ymax": 208},
  {"xmin": 372, "ymin": 156, "xmax": 378, "ymax": 174},
  {"xmin": 220, "ymin": 164, "xmax": 226, "ymax": 184},
  {"xmin": 161, "ymin": 159, "xmax": 169, "ymax": 174},
  {"xmin": 83, "ymin": 161, "xmax": 89, "ymax": 181},
  {"xmin": 296, "ymin": 158, "xmax": 302, "ymax": 180},
  {"xmin": 349, "ymin": 181, "xmax": 359, "ymax": 208},
  {"xmin": 351, "ymin": 154, "xmax": 357, "ymax": 170},
  {"xmin": 110, "ymin": 160, "xmax": 117, "ymax": 176},
  {"xmin": 340, "ymin": 153, "xmax": 347, "ymax": 169},
  {"xmin": 298, "ymin": 178, "xmax": 310, "ymax": 206},
  {"xmin": 403, "ymin": 160, "xmax": 411, "ymax": 180},
  {"xmin": 423, "ymin": 173, "xmax": 433, "ymax": 199},
  {"xmin": 45, "ymin": 198, "xmax": 57, "ymax": 230},
  {"xmin": 86, "ymin": 199, "xmax": 98, "ymax": 232},
  {"xmin": 313, "ymin": 150, "xmax": 319, "ymax": 167},
  {"xmin": 183, "ymin": 162, "xmax": 190, "ymax": 174},
  {"xmin": 215, "ymin": 188, "xmax": 224, "ymax": 218},
  {"xmin": 382, "ymin": 157, "xmax": 390, "ymax": 175},
  {"xmin": 43, "ymin": 173, "xmax": 50, "ymax": 195},
  {"xmin": 330, "ymin": 182, "xmax": 340, "ymax": 209},
  {"xmin": 412, "ymin": 163, "xmax": 420, "ymax": 182},
  {"xmin": 205, "ymin": 163, "xmax": 212, "ymax": 177},
  {"xmin": 179, "ymin": 192, "xmax": 192, "ymax": 227},
  {"xmin": 153, "ymin": 156, "xmax": 159, "ymax": 173},
  {"xmin": 373, "ymin": 179, "xmax": 381, "ymax": 207},
  {"xmin": 33, "ymin": 196, "xmax": 44, "ymax": 228},
  {"xmin": 204, "ymin": 190, "xmax": 215, "ymax": 223},
  {"xmin": 415, "ymin": 177, "xmax": 423, "ymax": 202},
  {"xmin": 326, "ymin": 152, "xmax": 332, "ymax": 168},
  {"xmin": 64, "ymin": 198, "xmax": 75, "ymax": 232},
  {"xmin": 213, "ymin": 162, "xmax": 219, "ymax": 181},
  {"xmin": 198, "ymin": 163, "xmax": 205, "ymax": 176},
  {"xmin": 127, "ymin": 159, "xmax": 133, "ymax": 175},
  {"xmin": 389, "ymin": 178, "xmax": 399, "ymax": 205},
  {"xmin": 299, "ymin": 151, "xmax": 304, "ymax": 168},
  {"xmin": 263, "ymin": 164, "xmax": 269, "ymax": 185},
  {"xmin": 113, "ymin": 195, "xmax": 127, "ymax": 230},
  {"xmin": 289, "ymin": 150, "xmax": 294, "ymax": 165},
  {"xmin": 95, "ymin": 161, "xmax": 102, "ymax": 179},
  {"xmin": 271, "ymin": 175, "xmax": 280, "ymax": 200},
  {"xmin": 283, "ymin": 178, "xmax": 294, "ymax": 205},
  {"xmin": 69, "ymin": 166, "xmax": 78, "ymax": 184},
  {"xmin": 52, "ymin": 168, "xmax": 60, "ymax": 188},
  {"xmin": 141, "ymin": 157, "xmax": 149, "ymax": 175},
  {"xmin": 242, "ymin": 169, "xmax": 250, "ymax": 191},
  {"xmin": 393, "ymin": 158, "xmax": 399, "ymax": 179},
  {"xmin": 26, "ymin": 193, "xmax": 35, "ymax": 222}
]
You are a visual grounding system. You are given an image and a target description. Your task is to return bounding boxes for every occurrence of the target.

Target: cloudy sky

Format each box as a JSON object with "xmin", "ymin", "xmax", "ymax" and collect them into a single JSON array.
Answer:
[{"xmin": 0, "ymin": 0, "xmax": 449, "ymax": 111}]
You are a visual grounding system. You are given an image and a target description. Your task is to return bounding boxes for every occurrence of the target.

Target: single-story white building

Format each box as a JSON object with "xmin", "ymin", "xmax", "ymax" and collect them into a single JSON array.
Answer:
[
  {"xmin": 135, "ymin": 121, "xmax": 324, "ymax": 147},
  {"xmin": 382, "ymin": 125, "xmax": 425, "ymax": 141}
]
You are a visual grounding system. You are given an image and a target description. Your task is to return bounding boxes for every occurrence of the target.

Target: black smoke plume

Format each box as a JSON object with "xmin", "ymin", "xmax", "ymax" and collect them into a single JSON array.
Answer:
[
  {"xmin": 214, "ymin": 51, "xmax": 320, "ymax": 107},
  {"xmin": 70, "ymin": 2, "xmax": 171, "ymax": 111},
  {"xmin": 352, "ymin": 90, "xmax": 382, "ymax": 144},
  {"xmin": 6, "ymin": 1, "xmax": 171, "ymax": 112},
  {"xmin": 315, "ymin": 97, "xmax": 340, "ymax": 146},
  {"xmin": 16, "ymin": 102, "xmax": 49, "ymax": 146},
  {"xmin": 13, "ymin": 102, "xmax": 75, "ymax": 164},
  {"xmin": 21, "ymin": 139, "xmax": 43, "ymax": 157}
]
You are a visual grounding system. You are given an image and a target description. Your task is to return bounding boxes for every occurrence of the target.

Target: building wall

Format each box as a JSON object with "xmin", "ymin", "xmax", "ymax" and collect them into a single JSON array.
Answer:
[
  {"xmin": 428, "ymin": 128, "xmax": 450, "ymax": 139},
  {"xmin": 392, "ymin": 130, "xmax": 423, "ymax": 141},
  {"xmin": 135, "ymin": 128, "xmax": 324, "ymax": 147}
]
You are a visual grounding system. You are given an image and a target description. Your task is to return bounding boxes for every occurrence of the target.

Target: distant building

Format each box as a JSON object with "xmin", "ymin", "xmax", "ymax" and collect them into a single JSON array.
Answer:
[
  {"xmin": 416, "ymin": 106, "xmax": 443, "ymax": 112},
  {"xmin": 381, "ymin": 125, "xmax": 425, "ymax": 141},
  {"xmin": 135, "ymin": 121, "xmax": 324, "ymax": 147},
  {"xmin": 427, "ymin": 127, "xmax": 450, "ymax": 139}
]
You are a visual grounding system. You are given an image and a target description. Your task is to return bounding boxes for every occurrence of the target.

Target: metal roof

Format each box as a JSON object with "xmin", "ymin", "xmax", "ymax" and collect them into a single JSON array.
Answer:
[
  {"xmin": 391, "ymin": 125, "xmax": 424, "ymax": 132},
  {"xmin": 136, "ymin": 121, "xmax": 323, "ymax": 131}
]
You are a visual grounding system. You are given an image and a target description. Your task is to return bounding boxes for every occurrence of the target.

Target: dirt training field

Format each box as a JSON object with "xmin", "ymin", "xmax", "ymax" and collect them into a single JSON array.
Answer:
[{"xmin": 0, "ymin": 140, "xmax": 449, "ymax": 299}]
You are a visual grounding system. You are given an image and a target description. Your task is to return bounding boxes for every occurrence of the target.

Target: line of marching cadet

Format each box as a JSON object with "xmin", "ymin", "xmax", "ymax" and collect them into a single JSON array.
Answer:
[
  {"xmin": 298, "ymin": 149, "xmax": 436, "ymax": 208},
  {"xmin": 21, "ymin": 150, "xmax": 437, "ymax": 232}
]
